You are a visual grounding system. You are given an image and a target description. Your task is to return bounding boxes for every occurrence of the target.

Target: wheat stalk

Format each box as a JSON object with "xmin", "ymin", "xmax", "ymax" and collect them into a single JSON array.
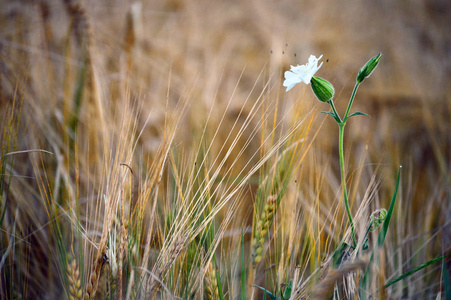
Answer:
[
  {"xmin": 63, "ymin": 0, "xmax": 105, "ymax": 160},
  {"xmin": 117, "ymin": 171, "xmax": 131, "ymax": 299}
]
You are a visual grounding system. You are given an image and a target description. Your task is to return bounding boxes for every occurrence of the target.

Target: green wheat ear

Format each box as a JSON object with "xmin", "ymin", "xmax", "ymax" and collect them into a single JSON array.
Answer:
[{"xmin": 251, "ymin": 194, "xmax": 278, "ymax": 265}]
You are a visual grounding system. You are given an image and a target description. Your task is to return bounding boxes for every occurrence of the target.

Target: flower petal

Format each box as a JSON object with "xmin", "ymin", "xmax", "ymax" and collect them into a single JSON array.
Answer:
[
  {"xmin": 284, "ymin": 54, "xmax": 323, "ymax": 91},
  {"xmin": 283, "ymin": 71, "xmax": 301, "ymax": 90}
]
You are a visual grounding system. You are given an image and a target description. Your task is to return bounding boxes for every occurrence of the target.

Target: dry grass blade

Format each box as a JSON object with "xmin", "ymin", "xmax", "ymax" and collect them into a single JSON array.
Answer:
[{"xmin": 311, "ymin": 259, "xmax": 368, "ymax": 300}]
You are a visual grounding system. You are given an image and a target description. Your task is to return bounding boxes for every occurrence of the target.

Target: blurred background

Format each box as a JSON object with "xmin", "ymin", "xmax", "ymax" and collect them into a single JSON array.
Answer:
[
  {"xmin": 0, "ymin": 0, "xmax": 450, "ymax": 298},
  {"xmin": 2, "ymin": 0, "xmax": 449, "ymax": 162},
  {"xmin": 2, "ymin": 0, "xmax": 449, "ymax": 220}
]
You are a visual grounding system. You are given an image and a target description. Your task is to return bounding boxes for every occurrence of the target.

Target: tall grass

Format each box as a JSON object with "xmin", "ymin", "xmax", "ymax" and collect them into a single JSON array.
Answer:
[{"xmin": 0, "ymin": 1, "xmax": 449, "ymax": 299}]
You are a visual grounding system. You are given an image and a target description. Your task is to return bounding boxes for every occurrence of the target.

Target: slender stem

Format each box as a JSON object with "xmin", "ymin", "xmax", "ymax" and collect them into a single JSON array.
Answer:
[
  {"xmin": 339, "ymin": 122, "xmax": 357, "ymax": 247},
  {"xmin": 343, "ymin": 82, "xmax": 360, "ymax": 121},
  {"xmin": 327, "ymin": 99, "xmax": 342, "ymax": 123},
  {"xmin": 355, "ymin": 225, "xmax": 372, "ymax": 258}
]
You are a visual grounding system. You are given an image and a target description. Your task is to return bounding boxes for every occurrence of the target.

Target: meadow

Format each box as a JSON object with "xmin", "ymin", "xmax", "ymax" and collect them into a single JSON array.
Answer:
[{"xmin": 0, "ymin": 1, "xmax": 449, "ymax": 299}]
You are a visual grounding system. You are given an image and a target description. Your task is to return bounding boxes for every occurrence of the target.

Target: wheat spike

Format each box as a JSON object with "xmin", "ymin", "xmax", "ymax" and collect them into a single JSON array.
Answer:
[
  {"xmin": 84, "ymin": 248, "xmax": 107, "ymax": 300},
  {"xmin": 67, "ymin": 259, "xmax": 82, "ymax": 300},
  {"xmin": 251, "ymin": 194, "xmax": 278, "ymax": 266},
  {"xmin": 149, "ymin": 234, "xmax": 186, "ymax": 297},
  {"xmin": 205, "ymin": 260, "xmax": 219, "ymax": 300}
]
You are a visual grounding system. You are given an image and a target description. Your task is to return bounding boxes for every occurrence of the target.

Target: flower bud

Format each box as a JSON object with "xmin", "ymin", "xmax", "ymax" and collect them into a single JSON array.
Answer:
[
  {"xmin": 357, "ymin": 53, "xmax": 382, "ymax": 83},
  {"xmin": 370, "ymin": 208, "xmax": 387, "ymax": 231},
  {"xmin": 310, "ymin": 76, "xmax": 335, "ymax": 102}
]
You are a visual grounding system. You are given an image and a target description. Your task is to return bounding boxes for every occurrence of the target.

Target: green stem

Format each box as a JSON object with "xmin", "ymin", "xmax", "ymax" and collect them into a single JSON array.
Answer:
[
  {"xmin": 327, "ymin": 99, "xmax": 342, "ymax": 123},
  {"xmin": 343, "ymin": 82, "xmax": 360, "ymax": 121},
  {"xmin": 339, "ymin": 122, "xmax": 357, "ymax": 247},
  {"xmin": 355, "ymin": 225, "xmax": 371, "ymax": 257}
]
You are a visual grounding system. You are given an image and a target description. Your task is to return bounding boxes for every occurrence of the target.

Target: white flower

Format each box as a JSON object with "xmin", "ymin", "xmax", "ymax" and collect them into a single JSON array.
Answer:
[{"xmin": 283, "ymin": 54, "xmax": 323, "ymax": 91}]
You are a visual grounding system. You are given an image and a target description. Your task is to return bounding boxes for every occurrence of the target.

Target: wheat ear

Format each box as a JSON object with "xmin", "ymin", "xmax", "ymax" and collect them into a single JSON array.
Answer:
[
  {"xmin": 84, "ymin": 247, "xmax": 107, "ymax": 300},
  {"xmin": 251, "ymin": 194, "xmax": 278, "ymax": 266},
  {"xmin": 205, "ymin": 260, "xmax": 219, "ymax": 300},
  {"xmin": 67, "ymin": 258, "xmax": 82, "ymax": 300}
]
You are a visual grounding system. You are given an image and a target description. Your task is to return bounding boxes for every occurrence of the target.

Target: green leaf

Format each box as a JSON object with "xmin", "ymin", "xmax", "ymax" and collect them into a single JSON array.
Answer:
[
  {"xmin": 377, "ymin": 167, "xmax": 401, "ymax": 247},
  {"xmin": 252, "ymin": 285, "xmax": 279, "ymax": 300},
  {"xmin": 344, "ymin": 111, "xmax": 371, "ymax": 122},
  {"xmin": 321, "ymin": 111, "xmax": 341, "ymax": 123},
  {"xmin": 69, "ymin": 60, "xmax": 88, "ymax": 135},
  {"xmin": 384, "ymin": 254, "xmax": 450, "ymax": 288},
  {"xmin": 214, "ymin": 258, "xmax": 224, "ymax": 300},
  {"xmin": 332, "ymin": 242, "xmax": 355, "ymax": 268},
  {"xmin": 282, "ymin": 279, "xmax": 293, "ymax": 300}
]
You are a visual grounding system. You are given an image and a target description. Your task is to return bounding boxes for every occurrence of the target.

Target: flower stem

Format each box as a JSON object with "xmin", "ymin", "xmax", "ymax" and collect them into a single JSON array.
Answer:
[
  {"xmin": 343, "ymin": 82, "xmax": 360, "ymax": 121},
  {"xmin": 327, "ymin": 99, "xmax": 342, "ymax": 123},
  {"xmin": 339, "ymin": 122, "xmax": 357, "ymax": 247}
]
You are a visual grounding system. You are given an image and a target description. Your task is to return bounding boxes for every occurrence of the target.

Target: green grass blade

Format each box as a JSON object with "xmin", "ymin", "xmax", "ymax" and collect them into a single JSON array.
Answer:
[
  {"xmin": 68, "ymin": 60, "xmax": 87, "ymax": 136},
  {"xmin": 361, "ymin": 166, "xmax": 402, "ymax": 293},
  {"xmin": 376, "ymin": 167, "xmax": 402, "ymax": 248},
  {"xmin": 384, "ymin": 254, "xmax": 450, "ymax": 288},
  {"xmin": 241, "ymin": 231, "xmax": 247, "ymax": 300},
  {"xmin": 215, "ymin": 256, "xmax": 224, "ymax": 300}
]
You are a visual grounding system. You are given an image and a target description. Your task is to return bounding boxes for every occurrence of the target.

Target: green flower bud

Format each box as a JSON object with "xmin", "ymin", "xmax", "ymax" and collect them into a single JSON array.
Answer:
[
  {"xmin": 310, "ymin": 76, "xmax": 335, "ymax": 102},
  {"xmin": 370, "ymin": 208, "xmax": 387, "ymax": 231},
  {"xmin": 357, "ymin": 53, "xmax": 382, "ymax": 83}
]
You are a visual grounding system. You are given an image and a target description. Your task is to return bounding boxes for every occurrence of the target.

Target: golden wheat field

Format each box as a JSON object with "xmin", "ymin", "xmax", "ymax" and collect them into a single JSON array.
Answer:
[{"xmin": 0, "ymin": 0, "xmax": 450, "ymax": 299}]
